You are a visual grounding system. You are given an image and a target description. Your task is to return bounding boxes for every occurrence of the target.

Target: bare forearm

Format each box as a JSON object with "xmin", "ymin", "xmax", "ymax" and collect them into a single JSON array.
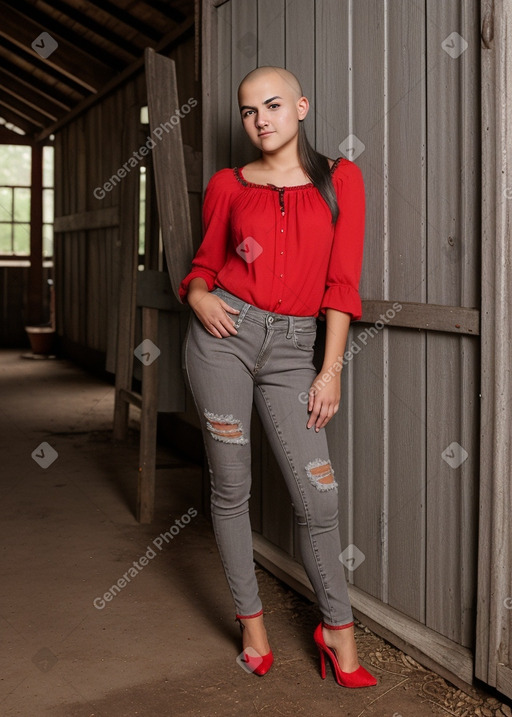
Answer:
[
  {"xmin": 321, "ymin": 308, "xmax": 351, "ymax": 378},
  {"xmin": 187, "ymin": 277, "xmax": 209, "ymax": 307}
]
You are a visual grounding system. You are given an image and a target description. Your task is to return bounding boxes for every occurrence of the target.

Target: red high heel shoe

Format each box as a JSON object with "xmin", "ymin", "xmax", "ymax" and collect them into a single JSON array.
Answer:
[
  {"xmin": 313, "ymin": 622, "xmax": 377, "ymax": 687},
  {"xmin": 235, "ymin": 610, "xmax": 274, "ymax": 676}
]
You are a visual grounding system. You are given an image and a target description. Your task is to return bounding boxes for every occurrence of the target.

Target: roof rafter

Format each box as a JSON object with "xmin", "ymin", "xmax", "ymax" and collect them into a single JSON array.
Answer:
[{"xmin": 1, "ymin": 0, "xmax": 129, "ymax": 70}]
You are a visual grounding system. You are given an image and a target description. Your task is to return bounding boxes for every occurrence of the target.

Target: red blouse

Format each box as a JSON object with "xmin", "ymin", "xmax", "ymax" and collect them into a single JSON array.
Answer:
[{"xmin": 178, "ymin": 156, "xmax": 365, "ymax": 320}]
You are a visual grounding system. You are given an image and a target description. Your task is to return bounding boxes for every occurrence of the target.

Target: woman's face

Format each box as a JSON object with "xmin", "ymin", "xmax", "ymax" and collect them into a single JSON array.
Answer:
[{"xmin": 238, "ymin": 73, "xmax": 308, "ymax": 153}]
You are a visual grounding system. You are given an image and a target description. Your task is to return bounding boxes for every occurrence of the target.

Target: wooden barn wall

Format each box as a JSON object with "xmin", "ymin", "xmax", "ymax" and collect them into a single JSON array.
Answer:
[
  {"xmin": 53, "ymin": 36, "xmax": 202, "ymax": 370},
  {"xmin": 0, "ymin": 265, "xmax": 52, "ymax": 347},
  {"xmin": 203, "ymin": 0, "xmax": 481, "ymax": 680}
]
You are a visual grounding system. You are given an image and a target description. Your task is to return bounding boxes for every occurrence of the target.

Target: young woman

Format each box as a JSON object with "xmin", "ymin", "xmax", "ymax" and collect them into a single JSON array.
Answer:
[{"xmin": 179, "ymin": 65, "xmax": 377, "ymax": 688}]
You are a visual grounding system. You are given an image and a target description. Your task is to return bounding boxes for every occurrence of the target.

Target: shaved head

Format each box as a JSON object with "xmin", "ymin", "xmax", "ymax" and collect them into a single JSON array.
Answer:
[{"xmin": 238, "ymin": 66, "xmax": 303, "ymax": 105}]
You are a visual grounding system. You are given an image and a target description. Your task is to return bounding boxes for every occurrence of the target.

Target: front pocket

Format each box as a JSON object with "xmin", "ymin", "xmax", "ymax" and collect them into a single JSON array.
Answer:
[{"xmin": 292, "ymin": 328, "xmax": 317, "ymax": 351}]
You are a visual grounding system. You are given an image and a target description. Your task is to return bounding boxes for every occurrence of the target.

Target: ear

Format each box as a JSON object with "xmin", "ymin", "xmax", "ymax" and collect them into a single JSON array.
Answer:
[{"xmin": 297, "ymin": 95, "xmax": 309, "ymax": 122}]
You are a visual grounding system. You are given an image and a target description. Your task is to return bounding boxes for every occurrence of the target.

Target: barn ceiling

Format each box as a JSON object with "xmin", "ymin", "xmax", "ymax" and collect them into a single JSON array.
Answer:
[{"xmin": 0, "ymin": 0, "xmax": 196, "ymax": 143}]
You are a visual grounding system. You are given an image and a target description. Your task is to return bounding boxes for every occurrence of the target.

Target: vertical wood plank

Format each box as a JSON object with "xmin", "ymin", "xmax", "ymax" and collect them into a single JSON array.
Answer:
[
  {"xmin": 385, "ymin": 0, "xmax": 427, "ymax": 621},
  {"xmin": 286, "ymin": 0, "xmax": 315, "ymax": 149},
  {"xmin": 137, "ymin": 306, "xmax": 159, "ymax": 523},
  {"xmin": 230, "ymin": 0, "xmax": 259, "ymax": 166},
  {"xmin": 113, "ymin": 95, "xmax": 140, "ymax": 440},
  {"xmin": 348, "ymin": 0, "xmax": 386, "ymax": 600}
]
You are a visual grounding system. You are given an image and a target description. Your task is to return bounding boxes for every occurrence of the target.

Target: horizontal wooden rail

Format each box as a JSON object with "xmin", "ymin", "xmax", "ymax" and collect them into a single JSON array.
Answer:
[
  {"xmin": 54, "ymin": 207, "xmax": 119, "ymax": 232},
  {"xmin": 359, "ymin": 300, "xmax": 480, "ymax": 336},
  {"xmin": 118, "ymin": 388, "xmax": 142, "ymax": 410}
]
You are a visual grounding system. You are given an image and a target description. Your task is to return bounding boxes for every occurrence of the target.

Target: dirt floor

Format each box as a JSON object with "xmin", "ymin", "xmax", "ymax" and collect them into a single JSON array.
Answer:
[{"xmin": 1, "ymin": 349, "xmax": 511, "ymax": 717}]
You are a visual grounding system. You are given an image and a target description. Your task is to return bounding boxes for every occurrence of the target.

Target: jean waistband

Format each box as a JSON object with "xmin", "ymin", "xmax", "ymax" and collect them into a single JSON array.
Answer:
[{"xmin": 211, "ymin": 286, "xmax": 317, "ymax": 335}]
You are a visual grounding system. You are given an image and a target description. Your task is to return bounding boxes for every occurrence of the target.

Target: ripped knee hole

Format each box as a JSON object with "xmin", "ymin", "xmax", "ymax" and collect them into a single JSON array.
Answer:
[
  {"xmin": 204, "ymin": 409, "xmax": 249, "ymax": 445},
  {"xmin": 305, "ymin": 458, "xmax": 338, "ymax": 491}
]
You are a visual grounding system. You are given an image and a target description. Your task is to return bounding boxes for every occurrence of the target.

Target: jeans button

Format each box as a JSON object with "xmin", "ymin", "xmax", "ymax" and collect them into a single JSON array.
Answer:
[{"xmin": 268, "ymin": 316, "xmax": 274, "ymax": 323}]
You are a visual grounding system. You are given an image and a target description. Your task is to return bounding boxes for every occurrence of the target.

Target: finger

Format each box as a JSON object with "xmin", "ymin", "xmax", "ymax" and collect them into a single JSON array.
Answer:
[
  {"xmin": 307, "ymin": 404, "xmax": 320, "ymax": 429},
  {"xmin": 314, "ymin": 404, "xmax": 330, "ymax": 431},
  {"xmin": 220, "ymin": 300, "xmax": 240, "ymax": 315},
  {"xmin": 205, "ymin": 316, "xmax": 238, "ymax": 337},
  {"xmin": 316, "ymin": 405, "xmax": 335, "ymax": 431},
  {"xmin": 219, "ymin": 316, "xmax": 238, "ymax": 335}
]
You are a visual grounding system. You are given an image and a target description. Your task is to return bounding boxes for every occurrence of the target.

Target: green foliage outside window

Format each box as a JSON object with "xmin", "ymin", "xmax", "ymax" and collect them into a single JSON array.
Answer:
[{"xmin": 0, "ymin": 144, "xmax": 54, "ymax": 258}]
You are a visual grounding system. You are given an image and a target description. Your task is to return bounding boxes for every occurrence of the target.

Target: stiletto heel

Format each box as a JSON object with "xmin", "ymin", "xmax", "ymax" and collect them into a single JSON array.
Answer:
[
  {"xmin": 318, "ymin": 647, "xmax": 326, "ymax": 679},
  {"xmin": 313, "ymin": 622, "xmax": 377, "ymax": 688},
  {"xmin": 235, "ymin": 610, "xmax": 274, "ymax": 676}
]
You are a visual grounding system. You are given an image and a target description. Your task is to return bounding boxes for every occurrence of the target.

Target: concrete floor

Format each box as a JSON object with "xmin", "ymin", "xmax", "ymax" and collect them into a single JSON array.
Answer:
[{"xmin": 1, "ymin": 349, "xmax": 511, "ymax": 717}]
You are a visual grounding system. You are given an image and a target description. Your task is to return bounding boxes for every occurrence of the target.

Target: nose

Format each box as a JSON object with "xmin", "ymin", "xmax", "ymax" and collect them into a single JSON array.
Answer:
[{"xmin": 255, "ymin": 110, "xmax": 270, "ymax": 128}]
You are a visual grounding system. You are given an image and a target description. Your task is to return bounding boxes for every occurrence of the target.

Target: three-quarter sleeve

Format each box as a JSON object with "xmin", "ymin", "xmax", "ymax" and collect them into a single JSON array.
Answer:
[
  {"xmin": 319, "ymin": 161, "xmax": 365, "ymax": 321},
  {"xmin": 178, "ymin": 169, "xmax": 234, "ymax": 304}
]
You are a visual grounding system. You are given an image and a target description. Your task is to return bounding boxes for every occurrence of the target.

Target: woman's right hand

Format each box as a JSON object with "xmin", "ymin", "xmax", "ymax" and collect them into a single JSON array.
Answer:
[{"xmin": 188, "ymin": 288, "xmax": 240, "ymax": 338}]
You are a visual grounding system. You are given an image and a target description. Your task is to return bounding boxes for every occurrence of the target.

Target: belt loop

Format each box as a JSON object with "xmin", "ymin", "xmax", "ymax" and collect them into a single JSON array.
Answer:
[{"xmin": 287, "ymin": 315, "xmax": 294, "ymax": 339}]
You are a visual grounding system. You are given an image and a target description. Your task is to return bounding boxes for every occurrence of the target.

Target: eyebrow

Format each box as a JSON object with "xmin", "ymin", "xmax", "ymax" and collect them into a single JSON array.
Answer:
[{"xmin": 239, "ymin": 96, "xmax": 283, "ymax": 113}]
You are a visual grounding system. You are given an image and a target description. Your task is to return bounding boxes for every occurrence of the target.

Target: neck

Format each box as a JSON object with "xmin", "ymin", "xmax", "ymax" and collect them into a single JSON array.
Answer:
[{"xmin": 258, "ymin": 138, "xmax": 301, "ymax": 172}]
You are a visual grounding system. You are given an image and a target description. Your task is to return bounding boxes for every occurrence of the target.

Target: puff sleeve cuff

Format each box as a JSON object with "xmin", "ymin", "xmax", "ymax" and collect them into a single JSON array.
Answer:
[
  {"xmin": 319, "ymin": 161, "xmax": 365, "ymax": 321},
  {"xmin": 320, "ymin": 284, "xmax": 362, "ymax": 321},
  {"xmin": 178, "ymin": 169, "xmax": 234, "ymax": 304}
]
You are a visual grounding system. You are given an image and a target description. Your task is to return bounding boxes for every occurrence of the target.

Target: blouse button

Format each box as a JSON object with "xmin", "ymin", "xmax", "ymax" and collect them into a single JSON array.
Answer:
[
  {"xmin": 280, "ymin": 274, "xmax": 283, "ymax": 278},
  {"xmin": 280, "ymin": 229, "xmax": 284, "ymax": 233},
  {"xmin": 280, "ymin": 251, "xmax": 284, "ymax": 254}
]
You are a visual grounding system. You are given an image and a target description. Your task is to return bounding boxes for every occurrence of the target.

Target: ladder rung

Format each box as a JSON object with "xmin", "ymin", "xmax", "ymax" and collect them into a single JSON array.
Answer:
[{"xmin": 119, "ymin": 388, "xmax": 142, "ymax": 409}]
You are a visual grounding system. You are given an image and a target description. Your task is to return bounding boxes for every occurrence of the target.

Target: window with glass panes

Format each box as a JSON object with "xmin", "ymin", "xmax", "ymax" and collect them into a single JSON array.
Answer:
[{"xmin": 0, "ymin": 144, "xmax": 54, "ymax": 259}]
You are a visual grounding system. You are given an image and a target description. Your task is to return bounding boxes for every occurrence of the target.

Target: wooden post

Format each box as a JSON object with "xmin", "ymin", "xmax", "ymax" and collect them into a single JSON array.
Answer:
[
  {"xmin": 137, "ymin": 306, "xmax": 159, "ymax": 523},
  {"xmin": 28, "ymin": 143, "xmax": 43, "ymax": 325},
  {"xmin": 113, "ymin": 102, "xmax": 140, "ymax": 440}
]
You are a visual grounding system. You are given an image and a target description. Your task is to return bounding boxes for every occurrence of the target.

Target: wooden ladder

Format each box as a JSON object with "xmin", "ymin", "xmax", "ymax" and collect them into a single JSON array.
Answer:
[{"xmin": 112, "ymin": 49, "xmax": 196, "ymax": 523}]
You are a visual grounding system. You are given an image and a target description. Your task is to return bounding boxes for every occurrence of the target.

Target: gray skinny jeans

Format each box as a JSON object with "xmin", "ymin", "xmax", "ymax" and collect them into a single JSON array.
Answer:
[{"xmin": 182, "ymin": 286, "xmax": 354, "ymax": 626}]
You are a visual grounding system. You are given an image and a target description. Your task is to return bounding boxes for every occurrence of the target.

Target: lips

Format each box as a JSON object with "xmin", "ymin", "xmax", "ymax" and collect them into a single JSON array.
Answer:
[{"xmin": 258, "ymin": 131, "xmax": 274, "ymax": 137}]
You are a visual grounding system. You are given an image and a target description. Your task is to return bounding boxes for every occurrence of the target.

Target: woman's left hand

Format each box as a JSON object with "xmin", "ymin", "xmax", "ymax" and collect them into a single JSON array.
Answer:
[{"xmin": 306, "ymin": 374, "xmax": 341, "ymax": 432}]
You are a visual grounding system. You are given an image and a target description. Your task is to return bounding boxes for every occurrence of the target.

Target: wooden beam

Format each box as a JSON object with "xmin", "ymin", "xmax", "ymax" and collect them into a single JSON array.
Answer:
[
  {"xmin": 37, "ymin": 18, "xmax": 195, "ymax": 142},
  {"xmin": 1, "ymin": 0, "xmax": 127, "ymax": 71},
  {"xmin": 0, "ymin": 37, "xmax": 89, "ymax": 99},
  {"xmin": 0, "ymin": 106, "xmax": 35, "ymax": 136},
  {"xmin": 0, "ymin": 96, "xmax": 47, "ymax": 129},
  {"xmin": 0, "ymin": 73, "xmax": 60, "ymax": 121},
  {"xmin": 53, "ymin": 207, "xmax": 119, "ymax": 233},
  {"xmin": 86, "ymin": 0, "xmax": 163, "ymax": 41},
  {"xmin": 0, "ymin": 59, "xmax": 72, "ymax": 111},
  {"xmin": 38, "ymin": 0, "xmax": 141, "ymax": 58},
  {"xmin": 119, "ymin": 388, "xmax": 142, "ymax": 410},
  {"xmin": 113, "ymin": 103, "xmax": 141, "ymax": 440},
  {"xmin": 28, "ymin": 144, "xmax": 43, "ymax": 324},
  {"xmin": 360, "ymin": 299, "xmax": 480, "ymax": 336},
  {"xmin": 144, "ymin": 48, "xmax": 195, "ymax": 304},
  {"xmin": 0, "ymin": 2, "xmax": 112, "ymax": 92},
  {"xmin": 137, "ymin": 307, "xmax": 159, "ymax": 523}
]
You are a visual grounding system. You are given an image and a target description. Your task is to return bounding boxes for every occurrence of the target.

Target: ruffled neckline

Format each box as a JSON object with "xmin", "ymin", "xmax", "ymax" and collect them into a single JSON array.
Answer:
[{"xmin": 233, "ymin": 157, "xmax": 343, "ymax": 190}]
